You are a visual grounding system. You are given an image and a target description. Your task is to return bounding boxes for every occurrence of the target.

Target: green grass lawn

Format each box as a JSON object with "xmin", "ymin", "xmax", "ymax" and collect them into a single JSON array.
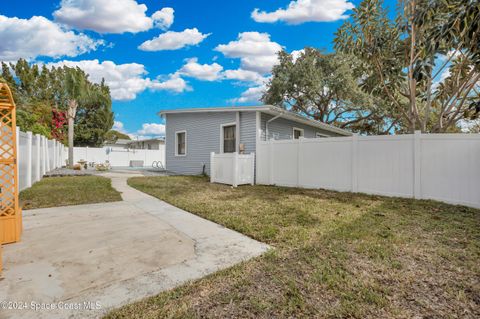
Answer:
[
  {"xmin": 20, "ymin": 176, "xmax": 122, "ymax": 209},
  {"xmin": 106, "ymin": 176, "xmax": 480, "ymax": 318}
]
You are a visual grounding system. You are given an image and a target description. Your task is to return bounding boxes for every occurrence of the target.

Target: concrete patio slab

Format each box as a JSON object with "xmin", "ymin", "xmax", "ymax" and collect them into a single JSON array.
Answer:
[{"xmin": 0, "ymin": 172, "xmax": 269, "ymax": 319}]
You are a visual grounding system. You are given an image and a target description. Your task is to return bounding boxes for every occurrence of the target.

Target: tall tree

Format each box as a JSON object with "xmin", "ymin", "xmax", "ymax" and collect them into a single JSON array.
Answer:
[
  {"xmin": 335, "ymin": 0, "xmax": 480, "ymax": 133},
  {"xmin": 262, "ymin": 48, "xmax": 389, "ymax": 134},
  {"xmin": 0, "ymin": 60, "xmax": 114, "ymax": 148},
  {"xmin": 104, "ymin": 130, "xmax": 131, "ymax": 144},
  {"xmin": 63, "ymin": 67, "xmax": 87, "ymax": 167},
  {"xmin": 74, "ymin": 80, "xmax": 114, "ymax": 146}
]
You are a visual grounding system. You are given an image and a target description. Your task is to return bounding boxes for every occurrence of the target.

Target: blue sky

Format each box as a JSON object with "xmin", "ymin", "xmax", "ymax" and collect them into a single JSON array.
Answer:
[{"xmin": 0, "ymin": 0, "xmax": 396, "ymax": 138}]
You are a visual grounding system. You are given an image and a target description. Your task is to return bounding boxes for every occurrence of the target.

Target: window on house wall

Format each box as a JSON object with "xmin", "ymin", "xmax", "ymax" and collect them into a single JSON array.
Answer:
[
  {"xmin": 176, "ymin": 131, "xmax": 186, "ymax": 156},
  {"xmin": 293, "ymin": 127, "xmax": 304, "ymax": 139},
  {"xmin": 223, "ymin": 124, "xmax": 236, "ymax": 153}
]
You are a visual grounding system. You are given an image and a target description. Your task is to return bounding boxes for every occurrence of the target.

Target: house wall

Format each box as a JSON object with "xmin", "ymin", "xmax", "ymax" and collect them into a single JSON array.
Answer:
[
  {"xmin": 165, "ymin": 111, "xmax": 257, "ymax": 175},
  {"xmin": 165, "ymin": 110, "xmax": 344, "ymax": 175},
  {"xmin": 260, "ymin": 113, "xmax": 342, "ymax": 140},
  {"xmin": 239, "ymin": 111, "xmax": 257, "ymax": 154}
]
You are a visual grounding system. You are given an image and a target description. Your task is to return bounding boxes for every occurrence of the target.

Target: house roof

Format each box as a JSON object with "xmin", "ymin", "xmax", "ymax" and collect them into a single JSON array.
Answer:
[
  {"xmin": 158, "ymin": 105, "xmax": 352, "ymax": 136},
  {"xmin": 114, "ymin": 139, "xmax": 131, "ymax": 145}
]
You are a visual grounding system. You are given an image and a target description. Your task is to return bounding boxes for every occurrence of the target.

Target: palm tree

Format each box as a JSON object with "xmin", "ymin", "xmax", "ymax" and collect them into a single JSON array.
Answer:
[{"xmin": 64, "ymin": 67, "xmax": 87, "ymax": 167}]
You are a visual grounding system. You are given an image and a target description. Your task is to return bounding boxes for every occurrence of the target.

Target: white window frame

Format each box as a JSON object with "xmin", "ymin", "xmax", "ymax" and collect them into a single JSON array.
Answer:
[
  {"xmin": 292, "ymin": 127, "xmax": 304, "ymax": 139},
  {"xmin": 220, "ymin": 122, "xmax": 237, "ymax": 153},
  {"xmin": 175, "ymin": 130, "xmax": 187, "ymax": 156},
  {"xmin": 316, "ymin": 132, "xmax": 329, "ymax": 138}
]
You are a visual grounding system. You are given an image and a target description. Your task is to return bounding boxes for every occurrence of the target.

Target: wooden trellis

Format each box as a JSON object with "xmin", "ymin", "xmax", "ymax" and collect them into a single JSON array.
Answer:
[{"xmin": 0, "ymin": 83, "xmax": 22, "ymax": 247}]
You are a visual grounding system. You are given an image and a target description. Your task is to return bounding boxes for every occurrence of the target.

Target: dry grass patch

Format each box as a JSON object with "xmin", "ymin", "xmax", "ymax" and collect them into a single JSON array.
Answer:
[{"xmin": 105, "ymin": 176, "xmax": 480, "ymax": 318}]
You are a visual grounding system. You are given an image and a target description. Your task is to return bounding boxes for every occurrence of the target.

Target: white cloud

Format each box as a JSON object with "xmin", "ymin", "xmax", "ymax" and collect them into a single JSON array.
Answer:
[
  {"xmin": 139, "ymin": 28, "xmax": 210, "ymax": 51},
  {"xmin": 0, "ymin": 15, "xmax": 101, "ymax": 61},
  {"xmin": 53, "ymin": 0, "xmax": 173, "ymax": 34},
  {"xmin": 178, "ymin": 58, "xmax": 223, "ymax": 81},
  {"xmin": 112, "ymin": 120, "xmax": 129, "ymax": 134},
  {"xmin": 152, "ymin": 7, "xmax": 175, "ymax": 30},
  {"xmin": 137, "ymin": 123, "xmax": 166, "ymax": 136},
  {"xmin": 291, "ymin": 49, "xmax": 305, "ymax": 62},
  {"xmin": 215, "ymin": 32, "xmax": 282, "ymax": 73},
  {"xmin": 148, "ymin": 73, "xmax": 189, "ymax": 93},
  {"xmin": 458, "ymin": 119, "xmax": 480, "ymax": 133},
  {"xmin": 48, "ymin": 59, "xmax": 189, "ymax": 101},
  {"xmin": 252, "ymin": 0, "xmax": 354, "ymax": 24},
  {"xmin": 230, "ymin": 85, "xmax": 265, "ymax": 104},
  {"xmin": 113, "ymin": 121, "xmax": 166, "ymax": 139},
  {"xmin": 223, "ymin": 69, "xmax": 265, "ymax": 84}
]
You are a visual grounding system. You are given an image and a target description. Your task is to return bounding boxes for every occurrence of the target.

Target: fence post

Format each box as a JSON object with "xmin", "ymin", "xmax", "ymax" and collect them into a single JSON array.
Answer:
[
  {"xmin": 15, "ymin": 126, "xmax": 20, "ymax": 193},
  {"xmin": 297, "ymin": 137, "xmax": 302, "ymax": 187},
  {"xmin": 45, "ymin": 138, "xmax": 50, "ymax": 172},
  {"xmin": 413, "ymin": 130, "xmax": 422, "ymax": 199},
  {"xmin": 232, "ymin": 152, "xmax": 238, "ymax": 187},
  {"xmin": 351, "ymin": 134, "xmax": 359, "ymax": 192},
  {"xmin": 26, "ymin": 131, "xmax": 32, "ymax": 188},
  {"xmin": 60, "ymin": 144, "xmax": 65, "ymax": 167},
  {"xmin": 269, "ymin": 141, "xmax": 274, "ymax": 185},
  {"xmin": 35, "ymin": 134, "xmax": 41, "ymax": 182},
  {"xmin": 53, "ymin": 139, "xmax": 57, "ymax": 169},
  {"xmin": 250, "ymin": 153, "xmax": 255, "ymax": 185},
  {"xmin": 210, "ymin": 152, "xmax": 215, "ymax": 183},
  {"xmin": 41, "ymin": 136, "xmax": 47, "ymax": 176},
  {"xmin": 55, "ymin": 141, "xmax": 59, "ymax": 168}
]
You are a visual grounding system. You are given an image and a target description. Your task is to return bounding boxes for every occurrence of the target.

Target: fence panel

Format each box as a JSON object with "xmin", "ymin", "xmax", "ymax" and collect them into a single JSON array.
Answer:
[
  {"xmin": 271, "ymin": 141, "xmax": 298, "ymax": 187},
  {"xmin": 357, "ymin": 135, "xmax": 414, "ymax": 197},
  {"xmin": 211, "ymin": 152, "xmax": 255, "ymax": 187},
  {"xmin": 299, "ymin": 137, "xmax": 352, "ymax": 191},
  {"xmin": 17, "ymin": 131, "xmax": 29, "ymax": 191},
  {"xmin": 420, "ymin": 134, "xmax": 480, "ymax": 208},
  {"xmin": 256, "ymin": 142, "xmax": 271, "ymax": 185},
  {"xmin": 211, "ymin": 153, "xmax": 235, "ymax": 185},
  {"xmin": 73, "ymin": 147, "xmax": 165, "ymax": 167},
  {"xmin": 16, "ymin": 127, "xmax": 65, "ymax": 191},
  {"xmin": 256, "ymin": 132, "xmax": 480, "ymax": 209}
]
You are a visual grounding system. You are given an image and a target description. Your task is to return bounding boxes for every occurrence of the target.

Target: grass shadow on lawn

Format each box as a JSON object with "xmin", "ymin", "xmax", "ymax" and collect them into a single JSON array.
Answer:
[{"xmin": 106, "ymin": 175, "xmax": 480, "ymax": 319}]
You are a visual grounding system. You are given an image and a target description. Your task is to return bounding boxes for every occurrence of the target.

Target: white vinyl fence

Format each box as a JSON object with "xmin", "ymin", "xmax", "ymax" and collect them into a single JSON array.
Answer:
[
  {"xmin": 257, "ymin": 131, "xmax": 480, "ymax": 209},
  {"xmin": 73, "ymin": 146, "xmax": 165, "ymax": 168},
  {"xmin": 210, "ymin": 152, "xmax": 255, "ymax": 187},
  {"xmin": 17, "ymin": 127, "xmax": 65, "ymax": 191}
]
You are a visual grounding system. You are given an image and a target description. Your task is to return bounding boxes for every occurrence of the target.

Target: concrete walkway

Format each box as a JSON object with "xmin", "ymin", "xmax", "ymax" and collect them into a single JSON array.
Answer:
[{"xmin": 0, "ymin": 172, "xmax": 269, "ymax": 319}]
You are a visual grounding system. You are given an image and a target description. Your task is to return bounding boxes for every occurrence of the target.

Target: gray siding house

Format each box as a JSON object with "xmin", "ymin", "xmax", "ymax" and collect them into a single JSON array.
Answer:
[{"xmin": 160, "ymin": 105, "xmax": 351, "ymax": 175}]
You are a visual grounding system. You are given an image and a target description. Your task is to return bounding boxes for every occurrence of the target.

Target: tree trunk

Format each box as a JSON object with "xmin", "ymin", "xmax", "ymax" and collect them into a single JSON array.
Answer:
[
  {"xmin": 407, "ymin": 0, "xmax": 417, "ymax": 133},
  {"xmin": 68, "ymin": 117, "xmax": 74, "ymax": 167},
  {"xmin": 67, "ymin": 99, "xmax": 78, "ymax": 168}
]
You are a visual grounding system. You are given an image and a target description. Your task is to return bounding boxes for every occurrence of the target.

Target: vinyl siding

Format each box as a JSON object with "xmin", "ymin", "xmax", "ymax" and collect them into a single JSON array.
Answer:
[
  {"xmin": 165, "ymin": 110, "xmax": 342, "ymax": 175},
  {"xmin": 165, "ymin": 111, "xmax": 256, "ymax": 175},
  {"xmin": 260, "ymin": 113, "xmax": 342, "ymax": 140},
  {"xmin": 239, "ymin": 111, "xmax": 257, "ymax": 154}
]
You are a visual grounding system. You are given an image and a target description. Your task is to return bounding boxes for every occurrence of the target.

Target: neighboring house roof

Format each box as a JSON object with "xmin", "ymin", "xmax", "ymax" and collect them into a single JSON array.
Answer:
[
  {"xmin": 158, "ymin": 105, "xmax": 352, "ymax": 136},
  {"xmin": 110, "ymin": 138, "xmax": 131, "ymax": 145},
  {"xmin": 127, "ymin": 138, "xmax": 165, "ymax": 144}
]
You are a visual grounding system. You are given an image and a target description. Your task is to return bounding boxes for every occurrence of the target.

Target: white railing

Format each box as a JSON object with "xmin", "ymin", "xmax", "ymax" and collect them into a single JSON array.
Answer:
[
  {"xmin": 256, "ymin": 131, "xmax": 480, "ymax": 209},
  {"xmin": 210, "ymin": 152, "xmax": 255, "ymax": 187},
  {"xmin": 17, "ymin": 127, "xmax": 65, "ymax": 191}
]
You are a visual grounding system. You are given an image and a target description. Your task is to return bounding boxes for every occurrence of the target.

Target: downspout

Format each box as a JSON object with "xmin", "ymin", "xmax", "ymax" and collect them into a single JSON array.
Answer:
[
  {"xmin": 236, "ymin": 111, "xmax": 240, "ymax": 152},
  {"xmin": 265, "ymin": 113, "xmax": 284, "ymax": 140}
]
